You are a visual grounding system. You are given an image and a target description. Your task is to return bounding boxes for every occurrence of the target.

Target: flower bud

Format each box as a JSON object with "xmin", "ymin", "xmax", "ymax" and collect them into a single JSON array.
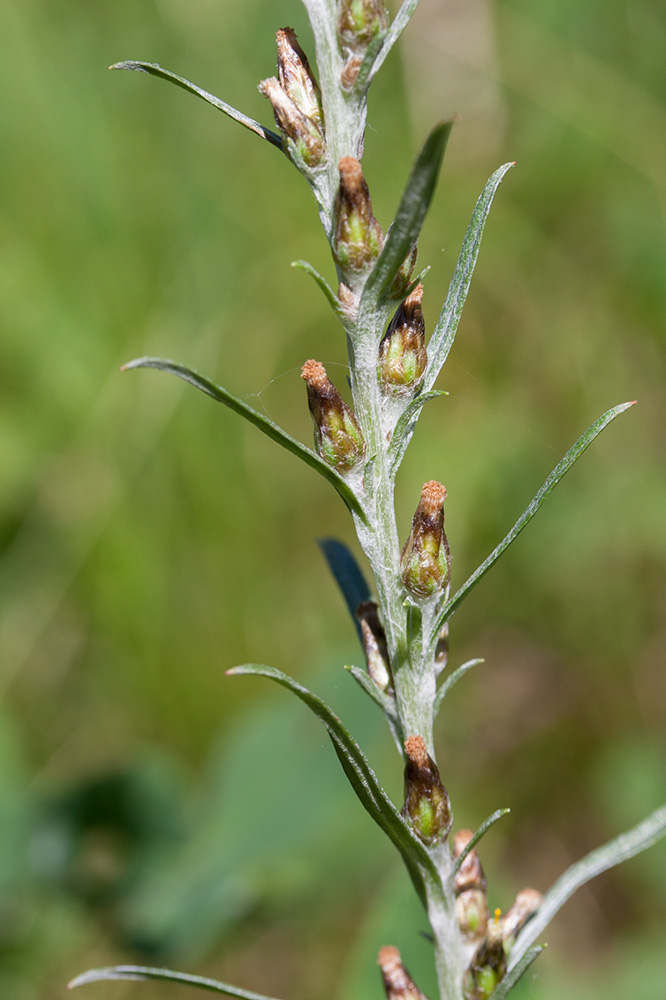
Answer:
[
  {"xmin": 400, "ymin": 481, "xmax": 450, "ymax": 600},
  {"xmin": 356, "ymin": 601, "xmax": 392, "ymax": 692},
  {"xmin": 464, "ymin": 911, "xmax": 507, "ymax": 1000},
  {"xmin": 334, "ymin": 157, "xmax": 382, "ymax": 272},
  {"xmin": 276, "ymin": 27, "xmax": 323, "ymax": 129},
  {"xmin": 402, "ymin": 735, "xmax": 452, "ymax": 845},
  {"xmin": 378, "ymin": 284, "xmax": 427, "ymax": 395},
  {"xmin": 258, "ymin": 77, "xmax": 325, "ymax": 167},
  {"xmin": 377, "ymin": 946, "xmax": 430, "ymax": 1000},
  {"xmin": 301, "ymin": 359, "xmax": 365, "ymax": 474},
  {"xmin": 501, "ymin": 888, "xmax": 542, "ymax": 952},
  {"xmin": 453, "ymin": 830, "xmax": 489, "ymax": 945},
  {"xmin": 338, "ymin": 0, "xmax": 388, "ymax": 53}
]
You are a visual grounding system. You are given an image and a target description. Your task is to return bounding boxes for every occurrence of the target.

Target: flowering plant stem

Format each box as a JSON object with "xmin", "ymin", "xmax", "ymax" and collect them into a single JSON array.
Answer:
[{"xmin": 72, "ymin": 3, "xmax": 666, "ymax": 1000}]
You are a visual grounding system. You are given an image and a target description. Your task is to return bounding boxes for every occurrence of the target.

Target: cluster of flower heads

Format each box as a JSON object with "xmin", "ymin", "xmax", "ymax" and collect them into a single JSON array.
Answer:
[
  {"xmin": 263, "ymin": 18, "xmax": 450, "ymax": 622},
  {"xmin": 259, "ymin": 1, "xmax": 388, "ymax": 165},
  {"xmin": 451, "ymin": 831, "xmax": 543, "ymax": 1000},
  {"xmin": 382, "ymin": 743, "xmax": 544, "ymax": 1000},
  {"xmin": 259, "ymin": 27, "xmax": 325, "ymax": 167},
  {"xmin": 262, "ymin": 9, "xmax": 544, "ymax": 1000},
  {"xmin": 261, "ymin": 19, "xmax": 433, "ymax": 580}
]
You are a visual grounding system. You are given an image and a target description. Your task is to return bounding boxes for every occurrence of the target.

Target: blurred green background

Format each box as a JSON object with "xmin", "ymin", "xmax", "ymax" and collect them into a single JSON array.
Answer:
[{"xmin": 1, "ymin": 0, "xmax": 665, "ymax": 998}]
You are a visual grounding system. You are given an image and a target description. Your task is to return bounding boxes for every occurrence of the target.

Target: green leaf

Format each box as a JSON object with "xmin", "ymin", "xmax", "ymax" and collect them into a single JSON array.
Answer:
[
  {"xmin": 490, "ymin": 946, "xmax": 546, "ymax": 1000},
  {"xmin": 434, "ymin": 658, "xmax": 484, "ymax": 715},
  {"xmin": 362, "ymin": 121, "xmax": 455, "ymax": 306},
  {"xmin": 508, "ymin": 803, "xmax": 666, "ymax": 971},
  {"xmin": 68, "ymin": 965, "xmax": 282, "ymax": 1000},
  {"xmin": 291, "ymin": 260, "xmax": 341, "ymax": 314},
  {"xmin": 388, "ymin": 391, "xmax": 446, "ymax": 475},
  {"xmin": 354, "ymin": 31, "xmax": 388, "ymax": 92},
  {"xmin": 318, "ymin": 538, "xmax": 371, "ymax": 641},
  {"xmin": 110, "ymin": 62, "xmax": 283, "ymax": 148},
  {"xmin": 227, "ymin": 664, "xmax": 440, "ymax": 906},
  {"xmin": 366, "ymin": 0, "xmax": 421, "ymax": 85},
  {"xmin": 122, "ymin": 358, "xmax": 368, "ymax": 523},
  {"xmin": 432, "ymin": 401, "xmax": 636, "ymax": 639},
  {"xmin": 424, "ymin": 163, "xmax": 514, "ymax": 390},
  {"xmin": 451, "ymin": 808, "xmax": 510, "ymax": 878}
]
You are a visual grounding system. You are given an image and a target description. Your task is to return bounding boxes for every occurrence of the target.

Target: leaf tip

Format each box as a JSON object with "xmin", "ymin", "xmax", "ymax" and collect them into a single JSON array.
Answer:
[
  {"xmin": 109, "ymin": 60, "xmax": 142, "ymax": 73},
  {"xmin": 119, "ymin": 357, "xmax": 145, "ymax": 373},
  {"xmin": 225, "ymin": 664, "xmax": 255, "ymax": 677},
  {"xmin": 67, "ymin": 972, "xmax": 90, "ymax": 990}
]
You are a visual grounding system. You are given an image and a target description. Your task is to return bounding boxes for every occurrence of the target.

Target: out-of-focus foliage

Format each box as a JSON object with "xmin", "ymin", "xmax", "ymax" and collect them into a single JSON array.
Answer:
[{"xmin": 0, "ymin": 0, "xmax": 664, "ymax": 998}]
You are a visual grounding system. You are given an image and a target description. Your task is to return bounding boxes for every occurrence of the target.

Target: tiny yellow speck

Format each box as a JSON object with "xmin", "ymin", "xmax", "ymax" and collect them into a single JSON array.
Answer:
[{"xmin": 494, "ymin": 908, "xmax": 502, "ymax": 921}]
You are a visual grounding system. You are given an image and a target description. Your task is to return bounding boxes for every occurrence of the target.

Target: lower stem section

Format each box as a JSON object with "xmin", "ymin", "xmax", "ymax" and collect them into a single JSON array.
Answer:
[{"xmin": 426, "ymin": 851, "xmax": 464, "ymax": 1000}]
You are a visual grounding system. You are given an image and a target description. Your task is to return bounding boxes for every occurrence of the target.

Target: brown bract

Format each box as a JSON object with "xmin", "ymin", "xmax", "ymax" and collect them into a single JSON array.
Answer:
[
  {"xmin": 276, "ymin": 26, "xmax": 323, "ymax": 127},
  {"xmin": 377, "ymin": 945, "xmax": 429, "ymax": 1000},
  {"xmin": 258, "ymin": 77, "xmax": 325, "ymax": 166},
  {"xmin": 453, "ymin": 829, "xmax": 487, "ymax": 895}
]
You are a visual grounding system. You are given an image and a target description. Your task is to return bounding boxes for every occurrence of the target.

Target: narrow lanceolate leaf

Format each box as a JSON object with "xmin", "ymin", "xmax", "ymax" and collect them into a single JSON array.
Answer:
[
  {"xmin": 490, "ymin": 946, "xmax": 546, "ymax": 1000},
  {"xmin": 389, "ymin": 390, "xmax": 446, "ymax": 475},
  {"xmin": 227, "ymin": 664, "xmax": 440, "ymax": 905},
  {"xmin": 354, "ymin": 32, "xmax": 389, "ymax": 92},
  {"xmin": 423, "ymin": 163, "xmax": 514, "ymax": 391},
  {"xmin": 451, "ymin": 808, "xmax": 510, "ymax": 878},
  {"xmin": 69, "ymin": 965, "xmax": 282, "ymax": 1000},
  {"xmin": 434, "ymin": 658, "xmax": 484, "ymax": 715},
  {"xmin": 509, "ymin": 803, "xmax": 666, "ymax": 970},
  {"xmin": 432, "ymin": 401, "xmax": 636, "ymax": 639},
  {"xmin": 110, "ymin": 62, "xmax": 283, "ymax": 148},
  {"xmin": 362, "ymin": 121, "xmax": 455, "ymax": 306},
  {"xmin": 291, "ymin": 260, "xmax": 341, "ymax": 315},
  {"xmin": 122, "ymin": 358, "xmax": 367, "ymax": 523},
  {"xmin": 318, "ymin": 538, "xmax": 372, "ymax": 641},
  {"xmin": 365, "ymin": 0, "xmax": 421, "ymax": 85}
]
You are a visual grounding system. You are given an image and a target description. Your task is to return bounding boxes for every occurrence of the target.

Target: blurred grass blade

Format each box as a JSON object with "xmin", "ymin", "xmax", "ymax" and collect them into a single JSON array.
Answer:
[
  {"xmin": 366, "ymin": 0, "xmax": 421, "ymax": 84},
  {"xmin": 318, "ymin": 538, "xmax": 371, "ymax": 640},
  {"xmin": 452, "ymin": 808, "xmax": 510, "ymax": 878},
  {"xmin": 291, "ymin": 260, "xmax": 341, "ymax": 314},
  {"xmin": 432, "ymin": 401, "xmax": 636, "ymax": 638},
  {"xmin": 434, "ymin": 657, "xmax": 484, "ymax": 715},
  {"xmin": 110, "ymin": 61, "xmax": 283, "ymax": 148},
  {"xmin": 389, "ymin": 390, "xmax": 446, "ymax": 475},
  {"xmin": 122, "ymin": 358, "xmax": 367, "ymax": 523},
  {"xmin": 491, "ymin": 946, "xmax": 545, "ymax": 1000},
  {"xmin": 424, "ymin": 163, "xmax": 514, "ymax": 390},
  {"xmin": 69, "ymin": 965, "xmax": 282, "ymax": 999},
  {"xmin": 362, "ymin": 121, "xmax": 454, "ymax": 305},
  {"xmin": 227, "ymin": 664, "xmax": 439, "ymax": 905},
  {"xmin": 509, "ymin": 803, "xmax": 666, "ymax": 970}
]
